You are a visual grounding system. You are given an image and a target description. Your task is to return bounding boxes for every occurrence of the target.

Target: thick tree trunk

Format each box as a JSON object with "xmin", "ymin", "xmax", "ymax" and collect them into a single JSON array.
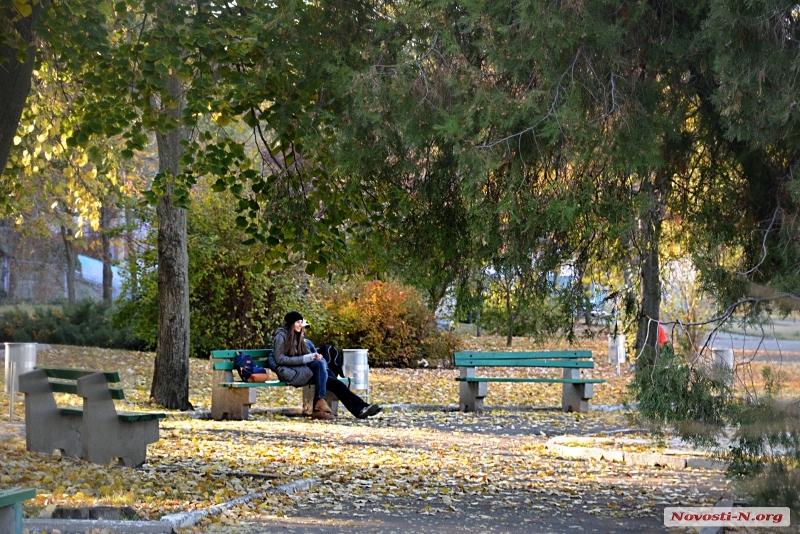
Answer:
[
  {"xmin": 150, "ymin": 74, "xmax": 192, "ymax": 411},
  {"xmin": 100, "ymin": 203, "xmax": 113, "ymax": 306},
  {"xmin": 60, "ymin": 225, "xmax": 75, "ymax": 305},
  {"xmin": 634, "ymin": 171, "xmax": 669, "ymax": 355},
  {"xmin": 635, "ymin": 232, "xmax": 662, "ymax": 352},
  {"xmin": 0, "ymin": 1, "xmax": 48, "ymax": 174}
]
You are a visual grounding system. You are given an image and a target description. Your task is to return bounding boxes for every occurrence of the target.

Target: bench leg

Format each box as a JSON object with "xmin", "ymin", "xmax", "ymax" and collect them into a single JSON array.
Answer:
[
  {"xmin": 19, "ymin": 369, "xmax": 84, "ymax": 458},
  {"xmin": 0, "ymin": 502, "xmax": 23, "ymax": 534},
  {"xmin": 302, "ymin": 385, "xmax": 340, "ymax": 416},
  {"xmin": 561, "ymin": 369, "xmax": 594, "ymax": 413},
  {"xmin": 458, "ymin": 367, "xmax": 487, "ymax": 412},
  {"xmin": 78, "ymin": 373, "xmax": 161, "ymax": 467},
  {"xmin": 211, "ymin": 387, "xmax": 257, "ymax": 421},
  {"xmin": 459, "ymin": 381, "xmax": 488, "ymax": 412}
]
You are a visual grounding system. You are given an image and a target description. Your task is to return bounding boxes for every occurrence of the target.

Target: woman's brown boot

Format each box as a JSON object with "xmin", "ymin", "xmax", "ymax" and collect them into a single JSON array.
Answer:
[{"xmin": 312, "ymin": 398, "xmax": 333, "ymax": 420}]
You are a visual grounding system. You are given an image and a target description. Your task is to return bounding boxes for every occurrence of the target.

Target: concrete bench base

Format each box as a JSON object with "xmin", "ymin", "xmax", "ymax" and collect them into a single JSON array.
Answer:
[
  {"xmin": 0, "ymin": 487, "xmax": 36, "ymax": 534},
  {"xmin": 19, "ymin": 369, "xmax": 84, "ymax": 459},
  {"xmin": 78, "ymin": 372, "xmax": 163, "ymax": 467},
  {"xmin": 18, "ymin": 368, "xmax": 164, "ymax": 467},
  {"xmin": 210, "ymin": 350, "xmax": 346, "ymax": 420},
  {"xmin": 211, "ymin": 379, "xmax": 341, "ymax": 420}
]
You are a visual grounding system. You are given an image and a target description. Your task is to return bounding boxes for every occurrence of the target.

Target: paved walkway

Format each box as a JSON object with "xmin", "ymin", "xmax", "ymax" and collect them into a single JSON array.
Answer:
[{"xmin": 1, "ymin": 406, "xmax": 732, "ymax": 534}]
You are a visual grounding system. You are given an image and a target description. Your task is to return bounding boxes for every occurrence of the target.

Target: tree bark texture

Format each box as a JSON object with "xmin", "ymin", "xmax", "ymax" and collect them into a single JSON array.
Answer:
[
  {"xmin": 124, "ymin": 204, "xmax": 138, "ymax": 297},
  {"xmin": 505, "ymin": 283, "xmax": 513, "ymax": 347},
  {"xmin": 151, "ymin": 74, "xmax": 192, "ymax": 411},
  {"xmin": 60, "ymin": 225, "xmax": 75, "ymax": 304},
  {"xmin": 0, "ymin": 1, "xmax": 47, "ymax": 174},
  {"xmin": 634, "ymin": 171, "xmax": 670, "ymax": 355},
  {"xmin": 100, "ymin": 202, "xmax": 113, "ymax": 306}
]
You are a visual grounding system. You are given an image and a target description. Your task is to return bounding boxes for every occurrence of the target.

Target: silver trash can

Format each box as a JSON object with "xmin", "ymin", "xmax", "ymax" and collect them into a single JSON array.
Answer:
[
  {"xmin": 343, "ymin": 348, "xmax": 369, "ymax": 400},
  {"xmin": 607, "ymin": 334, "xmax": 626, "ymax": 364},
  {"xmin": 711, "ymin": 347, "xmax": 735, "ymax": 386},
  {"xmin": 5, "ymin": 342, "xmax": 38, "ymax": 394}
]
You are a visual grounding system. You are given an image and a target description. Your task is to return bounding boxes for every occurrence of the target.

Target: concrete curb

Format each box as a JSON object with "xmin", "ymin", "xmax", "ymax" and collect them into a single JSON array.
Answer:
[
  {"xmin": 23, "ymin": 478, "xmax": 319, "ymax": 533},
  {"xmin": 23, "ymin": 518, "xmax": 175, "ymax": 533},
  {"xmin": 545, "ymin": 437, "xmax": 729, "ymax": 471}
]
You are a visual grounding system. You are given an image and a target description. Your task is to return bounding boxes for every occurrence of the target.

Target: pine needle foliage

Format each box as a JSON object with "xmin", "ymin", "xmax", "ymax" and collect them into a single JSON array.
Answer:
[{"xmin": 629, "ymin": 344, "xmax": 800, "ymax": 510}]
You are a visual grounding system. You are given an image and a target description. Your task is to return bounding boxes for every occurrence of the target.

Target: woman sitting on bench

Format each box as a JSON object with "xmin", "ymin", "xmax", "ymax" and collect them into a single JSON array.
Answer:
[{"xmin": 260, "ymin": 311, "xmax": 381, "ymax": 421}]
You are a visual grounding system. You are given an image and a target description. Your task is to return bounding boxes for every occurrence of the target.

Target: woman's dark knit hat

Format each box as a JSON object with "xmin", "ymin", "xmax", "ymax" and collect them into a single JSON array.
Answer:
[{"xmin": 284, "ymin": 311, "xmax": 303, "ymax": 325}]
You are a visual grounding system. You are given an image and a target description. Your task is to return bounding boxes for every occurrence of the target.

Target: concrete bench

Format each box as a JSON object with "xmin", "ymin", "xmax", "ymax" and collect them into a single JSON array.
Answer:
[
  {"xmin": 18, "ymin": 367, "xmax": 166, "ymax": 467},
  {"xmin": 211, "ymin": 349, "xmax": 351, "ymax": 421},
  {"xmin": 454, "ymin": 351, "xmax": 606, "ymax": 413},
  {"xmin": 0, "ymin": 487, "xmax": 36, "ymax": 534}
]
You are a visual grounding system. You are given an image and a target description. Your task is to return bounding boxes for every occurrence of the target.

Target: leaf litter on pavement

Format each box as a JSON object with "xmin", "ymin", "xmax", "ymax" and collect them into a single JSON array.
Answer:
[{"xmin": 1, "ymin": 337, "xmax": 795, "ymax": 532}]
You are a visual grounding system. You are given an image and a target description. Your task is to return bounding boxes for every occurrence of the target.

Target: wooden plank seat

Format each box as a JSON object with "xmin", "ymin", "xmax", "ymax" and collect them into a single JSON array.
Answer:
[
  {"xmin": 18, "ymin": 367, "xmax": 166, "ymax": 467},
  {"xmin": 0, "ymin": 487, "xmax": 36, "ymax": 534},
  {"xmin": 453, "ymin": 351, "xmax": 606, "ymax": 413},
  {"xmin": 211, "ymin": 349, "xmax": 352, "ymax": 421}
]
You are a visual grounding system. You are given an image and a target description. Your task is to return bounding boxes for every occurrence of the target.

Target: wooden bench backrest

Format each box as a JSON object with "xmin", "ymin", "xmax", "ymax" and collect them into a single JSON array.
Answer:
[
  {"xmin": 453, "ymin": 351, "xmax": 594, "ymax": 368},
  {"xmin": 0, "ymin": 487, "xmax": 36, "ymax": 507},
  {"xmin": 36, "ymin": 366, "xmax": 125, "ymax": 400},
  {"xmin": 211, "ymin": 349, "xmax": 273, "ymax": 372}
]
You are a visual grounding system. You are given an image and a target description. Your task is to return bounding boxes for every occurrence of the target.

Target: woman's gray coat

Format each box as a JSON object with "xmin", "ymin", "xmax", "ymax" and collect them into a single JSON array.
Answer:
[{"xmin": 272, "ymin": 326, "xmax": 314, "ymax": 386}]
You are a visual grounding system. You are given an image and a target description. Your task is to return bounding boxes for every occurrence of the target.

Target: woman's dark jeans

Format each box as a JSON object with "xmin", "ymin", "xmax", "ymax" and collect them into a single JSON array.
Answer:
[
  {"xmin": 307, "ymin": 360, "xmax": 369, "ymax": 415},
  {"xmin": 306, "ymin": 359, "xmax": 327, "ymax": 401},
  {"xmin": 326, "ymin": 377, "xmax": 369, "ymax": 416}
]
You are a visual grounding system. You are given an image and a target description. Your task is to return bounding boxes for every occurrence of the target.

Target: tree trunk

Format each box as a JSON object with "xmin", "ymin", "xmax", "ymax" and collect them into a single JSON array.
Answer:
[
  {"xmin": 634, "ymin": 171, "xmax": 669, "ymax": 355},
  {"xmin": 0, "ymin": 1, "xmax": 48, "ymax": 174},
  {"xmin": 635, "ymin": 230, "xmax": 662, "ymax": 352},
  {"xmin": 150, "ymin": 74, "xmax": 192, "ymax": 411},
  {"xmin": 60, "ymin": 225, "xmax": 75, "ymax": 305},
  {"xmin": 100, "ymin": 202, "xmax": 113, "ymax": 306},
  {"xmin": 505, "ymin": 284, "xmax": 513, "ymax": 347},
  {"xmin": 124, "ymin": 203, "xmax": 138, "ymax": 296}
]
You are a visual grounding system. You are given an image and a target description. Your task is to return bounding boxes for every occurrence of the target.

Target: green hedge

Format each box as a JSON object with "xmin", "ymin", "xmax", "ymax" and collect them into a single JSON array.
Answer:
[{"xmin": 0, "ymin": 300, "xmax": 147, "ymax": 350}]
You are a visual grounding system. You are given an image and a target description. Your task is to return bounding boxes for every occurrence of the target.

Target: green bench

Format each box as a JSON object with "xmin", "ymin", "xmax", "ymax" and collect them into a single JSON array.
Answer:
[
  {"xmin": 453, "ymin": 351, "xmax": 606, "ymax": 413},
  {"xmin": 211, "ymin": 349, "xmax": 352, "ymax": 420},
  {"xmin": 0, "ymin": 487, "xmax": 36, "ymax": 534},
  {"xmin": 18, "ymin": 367, "xmax": 166, "ymax": 467}
]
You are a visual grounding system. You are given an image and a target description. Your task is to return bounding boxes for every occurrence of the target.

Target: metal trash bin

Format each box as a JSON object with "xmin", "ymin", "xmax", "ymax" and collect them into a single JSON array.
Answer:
[
  {"xmin": 712, "ymin": 347, "xmax": 734, "ymax": 368},
  {"xmin": 5, "ymin": 342, "xmax": 38, "ymax": 394},
  {"xmin": 711, "ymin": 347, "xmax": 735, "ymax": 386},
  {"xmin": 608, "ymin": 334, "xmax": 626, "ymax": 364},
  {"xmin": 343, "ymin": 349, "xmax": 369, "ymax": 401}
]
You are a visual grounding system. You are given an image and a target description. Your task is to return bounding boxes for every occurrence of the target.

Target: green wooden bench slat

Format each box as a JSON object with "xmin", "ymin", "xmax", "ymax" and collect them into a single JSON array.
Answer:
[
  {"xmin": 50, "ymin": 381, "xmax": 126, "ymax": 400},
  {"xmin": 213, "ymin": 360, "xmax": 270, "ymax": 371},
  {"xmin": 211, "ymin": 349, "xmax": 273, "ymax": 360},
  {"xmin": 456, "ymin": 359, "xmax": 594, "ymax": 368},
  {"xmin": 117, "ymin": 412, "xmax": 166, "ymax": 422},
  {"xmin": 221, "ymin": 381, "xmax": 289, "ymax": 388},
  {"xmin": 39, "ymin": 367, "xmax": 120, "ymax": 383},
  {"xmin": 456, "ymin": 377, "xmax": 606, "ymax": 384},
  {"xmin": 0, "ymin": 487, "xmax": 37, "ymax": 508},
  {"xmin": 454, "ymin": 350, "xmax": 592, "ymax": 361},
  {"xmin": 220, "ymin": 376, "xmax": 354, "ymax": 388},
  {"xmin": 59, "ymin": 408, "xmax": 163, "ymax": 422}
]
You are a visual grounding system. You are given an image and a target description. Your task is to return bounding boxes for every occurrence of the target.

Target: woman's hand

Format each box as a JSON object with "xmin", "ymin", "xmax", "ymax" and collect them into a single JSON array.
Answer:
[{"xmin": 312, "ymin": 353, "xmax": 323, "ymax": 361}]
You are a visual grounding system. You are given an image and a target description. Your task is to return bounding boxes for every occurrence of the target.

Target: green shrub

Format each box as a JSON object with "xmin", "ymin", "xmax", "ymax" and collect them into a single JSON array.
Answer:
[
  {"xmin": 420, "ymin": 330, "xmax": 461, "ymax": 367},
  {"xmin": 0, "ymin": 300, "xmax": 146, "ymax": 350},
  {"xmin": 628, "ymin": 344, "xmax": 800, "ymax": 511},
  {"xmin": 310, "ymin": 279, "xmax": 459, "ymax": 367},
  {"xmin": 112, "ymin": 183, "xmax": 313, "ymax": 358}
]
